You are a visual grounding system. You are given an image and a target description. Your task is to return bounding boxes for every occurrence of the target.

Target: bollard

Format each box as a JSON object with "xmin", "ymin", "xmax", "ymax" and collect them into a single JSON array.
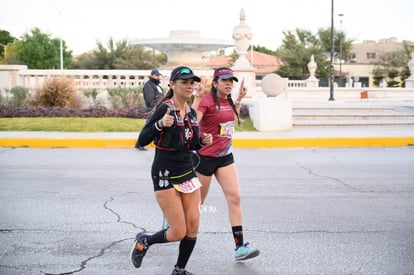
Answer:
[{"xmin": 360, "ymin": 90, "xmax": 368, "ymax": 101}]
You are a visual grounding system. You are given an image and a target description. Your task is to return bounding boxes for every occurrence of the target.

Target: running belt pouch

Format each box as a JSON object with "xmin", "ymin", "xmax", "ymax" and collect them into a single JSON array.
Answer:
[{"xmin": 169, "ymin": 169, "xmax": 194, "ymax": 184}]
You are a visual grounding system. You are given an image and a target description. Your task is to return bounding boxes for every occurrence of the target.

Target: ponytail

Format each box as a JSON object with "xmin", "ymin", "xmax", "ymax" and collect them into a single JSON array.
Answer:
[{"xmin": 211, "ymin": 77, "xmax": 240, "ymax": 125}]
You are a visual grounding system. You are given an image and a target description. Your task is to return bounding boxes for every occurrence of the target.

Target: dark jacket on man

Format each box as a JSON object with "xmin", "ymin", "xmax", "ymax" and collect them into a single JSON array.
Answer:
[{"xmin": 143, "ymin": 77, "xmax": 164, "ymax": 111}]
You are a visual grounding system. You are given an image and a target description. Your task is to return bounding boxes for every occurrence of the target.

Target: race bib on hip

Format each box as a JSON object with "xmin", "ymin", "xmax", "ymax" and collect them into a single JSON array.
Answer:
[{"xmin": 173, "ymin": 177, "xmax": 202, "ymax": 193}]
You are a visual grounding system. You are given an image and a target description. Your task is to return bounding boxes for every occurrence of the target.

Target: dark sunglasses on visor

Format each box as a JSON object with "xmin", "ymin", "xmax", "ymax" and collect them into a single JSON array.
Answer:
[
  {"xmin": 171, "ymin": 67, "xmax": 201, "ymax": 82},
  {"xmin": 174, "ymin": 67, "xmax": 192, "ymax": 78}
]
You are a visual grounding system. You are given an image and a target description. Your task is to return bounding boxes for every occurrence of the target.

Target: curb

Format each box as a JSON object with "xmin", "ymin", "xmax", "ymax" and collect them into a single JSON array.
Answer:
[{"xmin": 1, "ymin": 136, "xmax": 414, "ymax": 148}]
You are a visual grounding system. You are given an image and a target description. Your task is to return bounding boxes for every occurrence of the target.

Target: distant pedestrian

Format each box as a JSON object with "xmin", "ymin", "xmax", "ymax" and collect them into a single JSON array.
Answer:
[
  {"xmin": 136, "ymin": 69, "xmax": 165, "ymax": 151},
  {"xmin": 131, "ymin": 66, "xmax": 212, "ymax": 275},
  {"xmin": 143, "ymin": 69, "xmax": 164, "ymax": 113}
]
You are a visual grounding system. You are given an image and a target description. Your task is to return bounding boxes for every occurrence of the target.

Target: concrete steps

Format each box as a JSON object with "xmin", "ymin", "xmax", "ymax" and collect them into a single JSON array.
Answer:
[{"xmin": 292, "ymin": 103, "xmax": 414, "ymax": 127}]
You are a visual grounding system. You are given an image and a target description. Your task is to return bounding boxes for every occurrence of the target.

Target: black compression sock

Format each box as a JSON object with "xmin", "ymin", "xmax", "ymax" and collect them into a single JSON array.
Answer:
[
  {"xmin": 146, "ymin": 229, "xmax": 168, "ymax": 246},
  {"xmin": 175, "ymin": 236, "xmax": 197, "ymax": 269},
  {"xmin": 232, "ymin": 225, "xmax": 244, "ymax": 248}
]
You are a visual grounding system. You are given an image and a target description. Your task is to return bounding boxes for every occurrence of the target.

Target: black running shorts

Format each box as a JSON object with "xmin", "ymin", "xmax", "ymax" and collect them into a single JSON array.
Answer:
[
  {"xmin": 151, "ymin": 167, "xmax": 196, "ymax": 192},
  {"xmin": 195, "ymin": 153, "xmax": 234, "ymax": 176},
  {"xmin": 151, "ymin": 168, "xmax": 175, "ymax": 192}
]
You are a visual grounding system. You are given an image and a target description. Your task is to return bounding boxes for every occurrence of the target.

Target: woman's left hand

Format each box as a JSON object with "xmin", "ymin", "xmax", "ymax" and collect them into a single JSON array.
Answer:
[
  {"xmin": 201, "ymin": 133, "xmax": 212, "ymax": 146},
  {"xmin": 193, "ymin": 77, "xmax": 208, "ymax": 97}
]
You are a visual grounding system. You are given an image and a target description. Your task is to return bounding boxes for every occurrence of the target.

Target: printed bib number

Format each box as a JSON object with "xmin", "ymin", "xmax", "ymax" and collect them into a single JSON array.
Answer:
[
  {"xmin": 219, "ymin": 121, "xmax": 235, "ymax": 138},
  {"xmin": 173, "ymin": 177, "xmax": 202, "ymax": 193}
]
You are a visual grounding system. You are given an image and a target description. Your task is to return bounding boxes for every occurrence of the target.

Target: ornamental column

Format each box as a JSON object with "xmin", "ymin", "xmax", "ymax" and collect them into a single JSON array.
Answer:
[
  {"xmin": 405, "ymin": 52, "xmax": 414, "ymax": 88},
  {"xmin": 232, "ymin": 8, "xmax": 255, "ymax": 98}
]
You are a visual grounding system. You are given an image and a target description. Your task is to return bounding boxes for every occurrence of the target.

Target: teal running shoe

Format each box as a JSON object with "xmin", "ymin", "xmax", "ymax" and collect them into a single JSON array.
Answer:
[
  {"xmin": 162, "ymin": 215, "xmax": 169, "ymax": 230},
  {"xmin": 234, "ymin": 242, "xmax": 260, "ymax": 261}
]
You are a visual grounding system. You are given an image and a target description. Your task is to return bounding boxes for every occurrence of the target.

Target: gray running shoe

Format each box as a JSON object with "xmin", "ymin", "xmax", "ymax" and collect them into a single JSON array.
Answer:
[
  {"xmin": 130, "ymin": 233, "xmax": 149, "ymax": 268},
  {"xmin": 172, "ymin": 266, "xmax": 194, "ymax": 275}
]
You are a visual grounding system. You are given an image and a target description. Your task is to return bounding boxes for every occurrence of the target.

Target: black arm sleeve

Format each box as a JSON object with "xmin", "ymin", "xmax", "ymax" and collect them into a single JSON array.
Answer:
[{"xmin": 137, "ymin": 104, "xmax": 168, "ymax": 146}]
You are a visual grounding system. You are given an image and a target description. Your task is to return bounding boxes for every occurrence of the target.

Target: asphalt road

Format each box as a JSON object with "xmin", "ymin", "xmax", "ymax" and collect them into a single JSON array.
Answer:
[{"xmin": 1, "ymin": 147, "xmax": 413, "ymax": 275}]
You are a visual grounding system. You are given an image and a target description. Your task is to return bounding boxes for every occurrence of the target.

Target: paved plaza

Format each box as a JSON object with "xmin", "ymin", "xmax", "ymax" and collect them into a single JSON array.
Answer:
[{"xmin": 1, "ymin": 147, "xmax": 413, "ymax": 274}]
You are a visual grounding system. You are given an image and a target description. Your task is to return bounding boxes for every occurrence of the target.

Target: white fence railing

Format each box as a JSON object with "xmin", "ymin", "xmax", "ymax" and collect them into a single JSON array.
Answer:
[
  {"xmin": 1, "ymin": 67, "xmax": 414, "ymax": 103},
  {"xmin": 19, "ymin": 70, "xmax": 150, "ymax": 92},
  {"xmin": 18, "ymin": 69, "xmax": 309, "ymax": 91}
]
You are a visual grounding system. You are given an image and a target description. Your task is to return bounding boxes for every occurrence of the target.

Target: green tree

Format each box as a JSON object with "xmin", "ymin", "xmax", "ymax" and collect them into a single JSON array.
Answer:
[
  {"xmin": 0, "ymin": 29, "xmax": 16, "ymax": 63},
  {"xmin": 15, "ymin": 27, "xmax": 72, "ymax": 69},
  {"xmin": 71, "ymin": 37, "xmax": 167, "ymax": 69},
  {"xmin": 373, "ymin": 46, "xmax": 411, "ymax": 87},
  {"xmin": 114, "ymin": 46, "xmax": 166, "ymax": 69},
  {"xmin": 275, "ymin": 29, "xmax": 327, "ymax": 79},
  {"xmin": 251, "ymin": 45, "xmax": 277, "ymax": 56},
  {"xmin": 274, "ymin": 27, "xmax": 352, "ymax": 82},
  {"xmin": 1, "ymin": 40, "xmax": 19, "ymax": 64},
  {"xmin": 70, "ymin": 51, "xmax": 97, "ymax": 69},
  {"xmin": 317, "ymin": 28, "xmax": 353, "ymax": 63},
  {"xmin": 95, "ymin": 37, "xmax": 128, "ymax": 69}
]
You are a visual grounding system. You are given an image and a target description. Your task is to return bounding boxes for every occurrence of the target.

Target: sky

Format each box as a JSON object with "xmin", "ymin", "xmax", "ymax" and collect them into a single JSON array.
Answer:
[{"xmin": 1, "ymin": 0, "xmax": 413, "ymax": 55}]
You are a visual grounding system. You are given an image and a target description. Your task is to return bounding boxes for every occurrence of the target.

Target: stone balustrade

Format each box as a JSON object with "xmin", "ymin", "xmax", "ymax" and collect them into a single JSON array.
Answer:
[
  {"xmin": 1, "ymin": 66, "xmax": 414, "ymax": 103},
  {"xmin": 9, "ymin": 68, "xmax": 215, "ymax": 93},
  {"xmin": 19, "ymin": 69, "xmax": 149, "ymax": 92},
  {"xmin": 14, "ymin": 70, "xmax": 338, "ymax": 91}
]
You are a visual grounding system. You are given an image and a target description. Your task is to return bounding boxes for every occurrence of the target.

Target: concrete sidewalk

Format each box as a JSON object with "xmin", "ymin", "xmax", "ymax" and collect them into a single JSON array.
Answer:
[{"xmin": 1, "ymin": 126, "xmax": 414, "ymax": 148}]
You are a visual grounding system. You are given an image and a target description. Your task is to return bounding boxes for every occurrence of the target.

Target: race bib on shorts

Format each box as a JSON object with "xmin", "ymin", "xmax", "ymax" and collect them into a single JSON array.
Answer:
[
  {"xmin": 173, "ymin": 177, "xmax": 202, "ymax": 193},
  {"xmin": 219, "ymin": 121, "xmax": 234, "ymax": 138}
]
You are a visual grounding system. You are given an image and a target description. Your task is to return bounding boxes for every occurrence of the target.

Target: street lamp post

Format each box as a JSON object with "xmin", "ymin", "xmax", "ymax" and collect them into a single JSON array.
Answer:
[
  {"xmin": 329, "ymin": 0, "xmax": 335, "ymax": 101},
  {"xmin": 59, "ymin": 10, "xmax": 63, "ymax": 70},
  {"xmin": 51, "ymin": 1, "xmax": 65, "ymax": 71},
  {"xmin": 338, "ymin": 13, "xmax": 344, "ymax": 87}
]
